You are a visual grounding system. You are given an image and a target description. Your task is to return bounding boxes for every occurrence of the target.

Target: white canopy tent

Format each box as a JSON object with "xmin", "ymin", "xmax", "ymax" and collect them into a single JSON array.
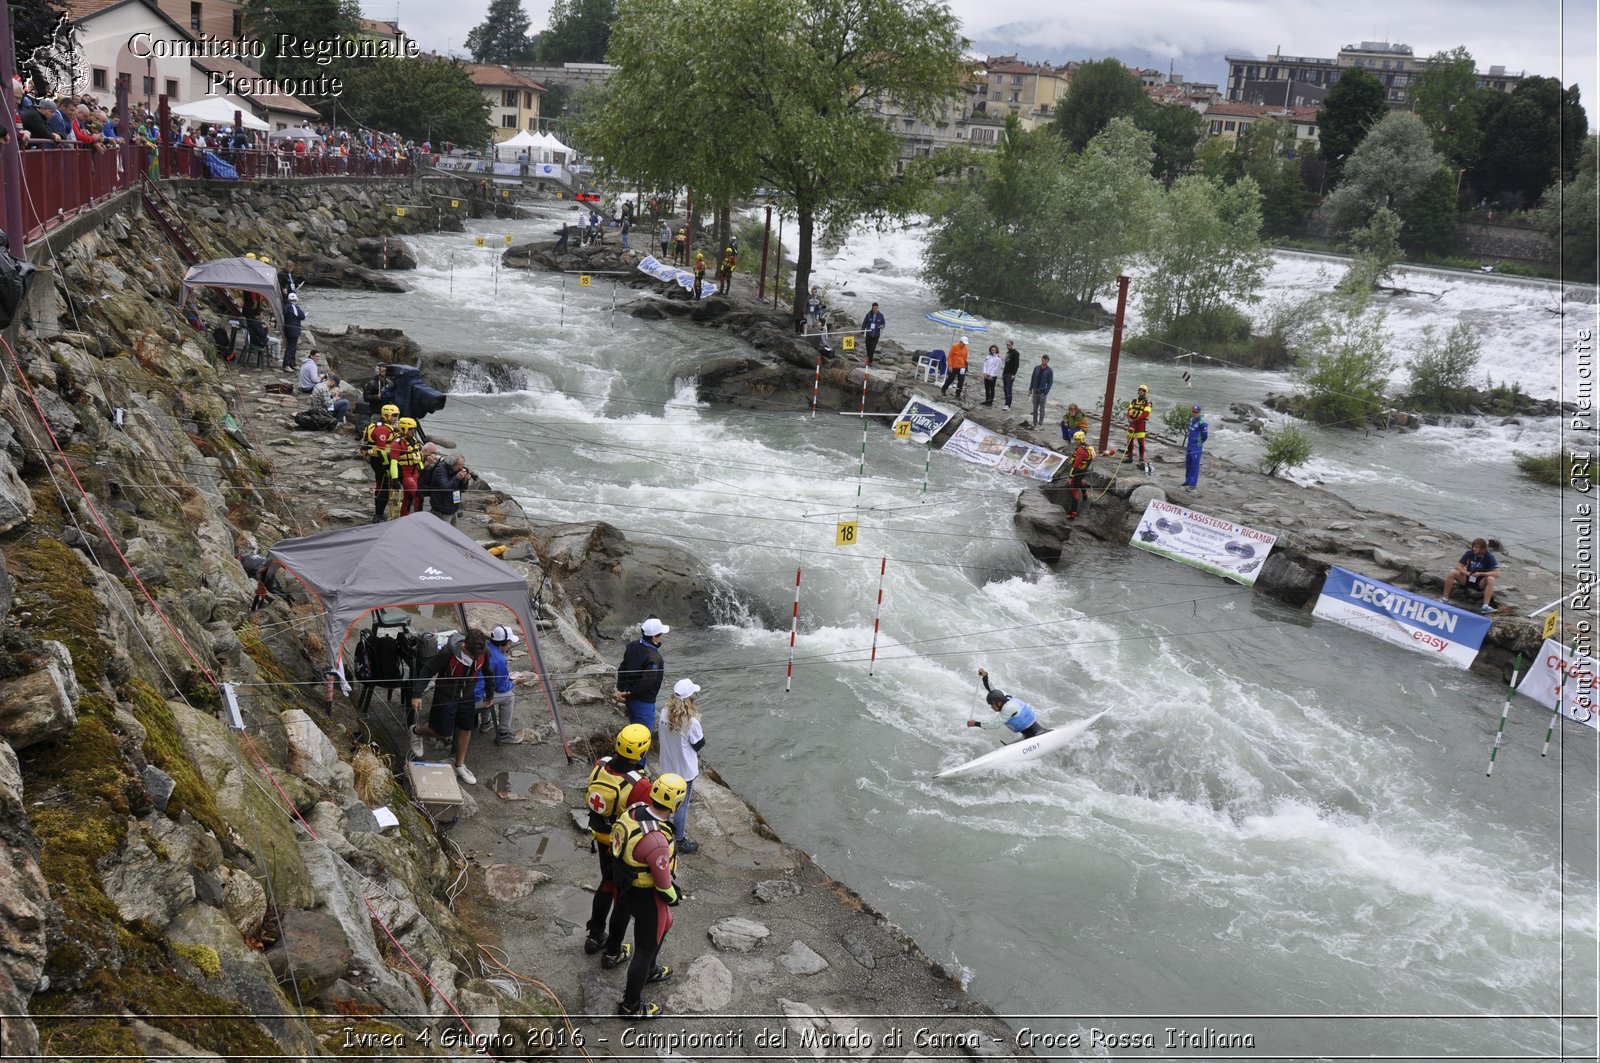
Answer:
[{"xmin": 170, "ymin": 96, "xmax": 270, "ymax": 131}]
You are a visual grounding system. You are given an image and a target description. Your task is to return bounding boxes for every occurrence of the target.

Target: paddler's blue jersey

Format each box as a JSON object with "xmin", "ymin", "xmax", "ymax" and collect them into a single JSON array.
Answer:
[{"xmin": 1002, "ymin": 699, "xmax": 1037, "ymax": 733}]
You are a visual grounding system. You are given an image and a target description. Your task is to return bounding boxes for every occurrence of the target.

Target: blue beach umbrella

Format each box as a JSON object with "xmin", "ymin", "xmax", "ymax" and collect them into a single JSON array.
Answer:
[{"xmin": 926, "ymin": 308, "xmax": 989, "ymax": 332}]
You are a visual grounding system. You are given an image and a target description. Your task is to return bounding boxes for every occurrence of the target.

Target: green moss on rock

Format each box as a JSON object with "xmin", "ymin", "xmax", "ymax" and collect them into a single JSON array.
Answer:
[
  {"xmin": 126, "ymin": 679, "xmax": 226, "ymax": 842},
  {"xmin": 6, "ymin": 535, "xmax": 108, "ymax": 690}
]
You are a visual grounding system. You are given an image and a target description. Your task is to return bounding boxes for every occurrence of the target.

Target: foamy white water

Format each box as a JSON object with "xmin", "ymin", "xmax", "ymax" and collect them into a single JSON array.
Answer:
[{"xmin": 308, "ymin": 207, "xmax": 1596, "ymax": 1058}]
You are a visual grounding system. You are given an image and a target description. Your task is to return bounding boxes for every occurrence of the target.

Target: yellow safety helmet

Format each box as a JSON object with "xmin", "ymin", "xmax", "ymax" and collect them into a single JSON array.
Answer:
[
  {"xmin": 615, "ymin": 723, "xmax": 652, "ymax": 760},
  {"xmin": 380, "ymin": 403, "xmax": 400, "ymax": 420},
  {"xmin": 650, "ymin": 772, "xmax": 688, "ymax": 812},
  {"xmin": 259, "ymin": 256, "xmax": 271, "ymax": 265},
  {"xmin": 724, "ymin": 247, "xmax": 732, "ymax": 253},
  {"xmin": 244, "ymin": 252, "xmax": 257, "ymax": 260},
  {"xmin": 1137, "ymin": 384, "xmax": 1149, "ymax": 393},
  {"xmin": 397, "ymin": 416, "xmax": 418, "ymax": 432},
  {"xmin": 1073, "ymin": 430, "xmax": 1086, "ymax": 442}
]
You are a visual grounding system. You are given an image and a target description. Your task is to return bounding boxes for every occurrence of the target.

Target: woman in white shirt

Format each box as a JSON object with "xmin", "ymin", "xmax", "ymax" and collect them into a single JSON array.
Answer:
[{"xmin": 656, "ymin": 678, "xmax": 705, "ymax": 853}]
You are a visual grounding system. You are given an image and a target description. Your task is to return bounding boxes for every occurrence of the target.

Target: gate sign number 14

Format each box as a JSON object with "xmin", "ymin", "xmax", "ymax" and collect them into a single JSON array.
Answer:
[{"xmin": 835, "ymin": 520, "xmax": 859, "ymax": 547}]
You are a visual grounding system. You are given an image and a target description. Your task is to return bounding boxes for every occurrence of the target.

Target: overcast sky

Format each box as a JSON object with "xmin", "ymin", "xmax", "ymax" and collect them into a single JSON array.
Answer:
[{"xmin": 380, "ymin": 0, "xmax": 1599, "ymax": 126}]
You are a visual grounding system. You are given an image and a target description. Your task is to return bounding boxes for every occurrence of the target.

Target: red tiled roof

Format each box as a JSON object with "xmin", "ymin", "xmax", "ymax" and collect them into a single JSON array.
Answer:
[
  {"xmin": 191, "ymin": 57, "xmax": 321, "ymax": 117},
  {"xmin": 465, "ymin": 64, "xmax": 544, "ymax": 91},
  {"xmin": 60, "ymin": 0, "xmax": 127, "ymax": 18}
]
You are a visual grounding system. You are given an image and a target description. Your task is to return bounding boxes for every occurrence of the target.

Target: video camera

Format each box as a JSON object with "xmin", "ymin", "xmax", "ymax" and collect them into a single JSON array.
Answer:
[{"xmin": 387, "ymin": 364, "xmax": 448, "ymax": 422}]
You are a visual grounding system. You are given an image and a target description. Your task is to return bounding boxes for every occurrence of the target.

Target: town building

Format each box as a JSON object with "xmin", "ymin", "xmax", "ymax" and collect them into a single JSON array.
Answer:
[
  {"xmin": 464, "ymin": 63, "xmax": 546, "ymax": 142},
  {"xmin": 1202, "ymin": 101, "xmax": 1319, "ymax": 149},
  {"xmin": 1226, "ymin": 42, "xmax": 1526, "ymax": 110},
  {"xmin": 977, "ymin": 55, "xmax": 1073, "ymax": 131},
  {"xmin": 873, "ymin": 78, "xmax": 995, "ymax": 174},
  {"xmin": 514, "ymin": 62, "xmax": 617, "ymax": 97},
  {"xmin": 355, "ymin": 17, "xmax": 409, "ymax": 52}
]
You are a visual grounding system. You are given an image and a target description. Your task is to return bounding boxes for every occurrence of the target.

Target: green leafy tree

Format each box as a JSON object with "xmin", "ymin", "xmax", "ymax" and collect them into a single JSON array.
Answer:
[
  {"xmin": 1140, "ymin": 174, "xmax": 1268, "ymax": 339},
  {"xmin": 466, "ymin": 0, "xmax": 537, "ymax": 63},
  {"xmin": 1475, "ymin": 77, "xmax": 1588, "ymax": 208},
  {"xmin": 1260, "ymin": 422, "xmax": 1313, "ymax": 477},
  {"xmin": 1411, "ymin": 46, "xmax": 1483, "ymax": 173},
  {"xmin": 1323, "ymin": 112, "xmax": 1446, "ymax": 234},
  {"xmin": 1317, "ymin": 68, "xmax": 1386, "ymax": 188},
  {"xmin": 1053, "ymin": 58, "xmax": 1148, "ymax": 152},
  {"xmin": 336, "ymin": 58, "xmax": 491, "ymax": 147},
  {"xmin": 586, "ymin": 0, "xmax": 965, "ymax": 324},
  {"xmin": 1296, "ymin": 294, "xmax": 1393, "ymax": 426},
  {"xmin": 924, "ymin": 118, "xmax": 1159, "ymax": 319},
  {"xmin": 1406, "ymin": 322, "xmax": 1481, "ymax": 409},
  {"xmin": 243, "ymin": 0, "xmax": 362, "ymax": 83},
  {"xmin": 1537, "ymin": 134, "xmax": 1599, "ymax": 285},
  {"xmin": 1136, "ymin": 103, "xmax": 1204, "ymax": 182},
  {"xmin": 1400, "ymin": 166, "xmax": 1460, "ymax": 256},
  {"xmin": 1338, "ymin": 206, "xmax": 1402, "ymax": 291},
  {"xmin": 1226, "ymin": 119, "xmax": 1312, "ymax": 236},
  {"xmin": 536, "ymin": 0, "xmax": 616, "ymax": 63}
]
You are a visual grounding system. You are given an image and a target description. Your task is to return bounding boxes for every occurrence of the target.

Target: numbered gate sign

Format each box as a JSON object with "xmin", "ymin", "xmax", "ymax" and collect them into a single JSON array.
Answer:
[
  {"xmin": 450, "ymin": 199, "xmax": 460, "ymax": 208},
  {"xmin": 1544, "ymin": 610, "xmax": 1560, "ymax": 640},
  {"xmin": 841, "ymin": 335, "xmax": 856, "ymax": 351},
  {"xmin": 395, "ymin": 207, "xmax": 406, "ymax": 217},
  {"xmin": 474, "ymin": 236, "xmax": 486, "ymax": 248},
  {"xmin": 505, "ymin": 235, "xmax": 514, "ymax": 244},
  {"xmin": 893, "ymin": 421, "xmax": 912, "ymax": 440},
  {"xmin": 835, "ymin": 520, "xmax": 859, "ymax": 547},
  {"xmin": 579, "ymin": 274, "xmax": 593, "ymax": 286}
]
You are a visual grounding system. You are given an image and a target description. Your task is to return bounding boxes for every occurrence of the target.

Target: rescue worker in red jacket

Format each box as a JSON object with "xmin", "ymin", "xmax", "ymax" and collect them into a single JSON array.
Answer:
[
  {"xmin": 584, "ymin": 724, "xmax": 653, "ymax": 957},
  {"xmin": 392, "ymin": 416, "xmax": 424, "ymax": 515},
  {"xmin": 361, "ymin": 403, "xmax": 400, "ymax": 523},
  {"xmin": 1067, "ymin": 430, "xmax": 1095, "ymax": 520},
  {"xmin": 1122, "ymin": 384, "xmax": 1153, "ymax": 469},
  {"xmin": 605, "ymin": 773, "xmax": 687, "ymax": 1020}
]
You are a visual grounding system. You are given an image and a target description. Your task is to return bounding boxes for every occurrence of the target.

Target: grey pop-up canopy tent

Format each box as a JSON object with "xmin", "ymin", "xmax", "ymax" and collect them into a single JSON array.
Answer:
[
  {"xmin": 266, "ymin": 512, "xmax": 570, "ymax": 760},
  {"xmin": 179, "ymin": 256, "xmax": 284, "ymax": 326}
]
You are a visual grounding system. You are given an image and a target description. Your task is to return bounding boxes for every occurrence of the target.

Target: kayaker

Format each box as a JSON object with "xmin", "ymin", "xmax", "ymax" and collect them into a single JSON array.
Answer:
[{"xmin": 967, "ymin": 667, "xmax": 1049, "ymax": 739}]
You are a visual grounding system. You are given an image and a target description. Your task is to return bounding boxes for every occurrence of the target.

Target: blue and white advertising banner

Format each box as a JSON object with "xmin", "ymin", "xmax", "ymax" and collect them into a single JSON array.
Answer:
[
  {"xmin": 941, "ymin": 420, "xmax": 1009, "ymax": 467},
  {"xmin": 1129, "ymin": 499, "xmax": 1277, "ymax": 585},
  {"xmin": 1312, "ymin": 566, "xmax": 1491, "ymax": 669},
  {"xmin": 1515, "ymin": 639, "xmax": 1599, "ymax": 730},
  {"xmin": 891, "ymin": 397, "xmax": 958, "ymax": 444},
  {"xmin": 638, "ymin": 255, "xmax": 699, "ymax": 294}
]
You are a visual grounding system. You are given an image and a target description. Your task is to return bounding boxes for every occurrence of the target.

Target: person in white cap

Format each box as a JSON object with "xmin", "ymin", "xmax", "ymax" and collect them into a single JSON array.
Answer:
[
  {"xmin": 657, "ymin": 678, "xmax": 705, "ymax": 853},
  {"xmin": 615, "ymin": 619, "xmax": 669, "ymax": 758},
  {"xmin": 282, "ymin": 293, "xmax": 307, "ymax": 371},
  {"xmin": 475, "ymin": 624, "xmax": 529, "ymax": 745}
]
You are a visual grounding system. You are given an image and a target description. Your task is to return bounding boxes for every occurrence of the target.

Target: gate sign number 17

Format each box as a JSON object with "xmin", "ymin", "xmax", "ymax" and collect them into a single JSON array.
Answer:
[{"xmin": 835, "ymin": 520, "xmax": 859, "ymax": 547}]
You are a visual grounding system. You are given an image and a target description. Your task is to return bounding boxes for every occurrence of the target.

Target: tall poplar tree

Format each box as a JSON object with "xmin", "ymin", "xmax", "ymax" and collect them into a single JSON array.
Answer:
[
  {"xmin": 1317, "ymin": 68, "xmax": 1387, "ymax": 188},
  {"xmin": 465, "ymin": 0, "xmax": 538, "ymax": 64}
]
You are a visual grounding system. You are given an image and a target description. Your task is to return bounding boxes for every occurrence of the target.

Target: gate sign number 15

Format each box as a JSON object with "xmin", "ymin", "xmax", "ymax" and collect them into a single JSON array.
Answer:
[{"xmin": 835, "ymin": 520, "xmax": 859, "ymax": 547}]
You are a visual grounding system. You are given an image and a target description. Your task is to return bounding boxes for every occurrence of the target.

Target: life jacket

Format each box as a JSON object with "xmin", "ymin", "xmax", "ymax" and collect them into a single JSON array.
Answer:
[
  {"xmin": 1002, "ymin": 699, "xmax": 1038, "ymax": 733},
  {"xmin": 1070, "ymin": 444, "xmax": 1094, "ymax": 475},
  {"xmin": 394, "ymin": 434, "xmax": 423, "ymax": 468},
  {"xmin": 611, "ymin": 803, "xmax": 676, "ymax": 888},
  {"xmin": 585, "ymin": 757, "xmax": 646, "ymax": 843},
  {"xmin": 361, "ymin": 419, "xmax": 394, "ymax": 460},
  {"xmin": 1126, "ymin": 398, "xmax": 1152, "ymax": 429}
]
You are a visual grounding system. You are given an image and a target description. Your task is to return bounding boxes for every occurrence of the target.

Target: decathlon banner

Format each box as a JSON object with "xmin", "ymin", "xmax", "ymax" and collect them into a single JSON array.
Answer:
[
  {"xmin": 1311, "ymin": 566, "xmax": 1491, "ymax": 669},
  {"xmin": 891, "ymin": 397, "xmax": 958, "ymax": 444},
  {"xmin": 1129, "ymin": 499, "xmax": 1277, "ymax": 585},
  {"xmin": 1515, "ymin": 639, "xmax": 1599, "ymax": 730}
]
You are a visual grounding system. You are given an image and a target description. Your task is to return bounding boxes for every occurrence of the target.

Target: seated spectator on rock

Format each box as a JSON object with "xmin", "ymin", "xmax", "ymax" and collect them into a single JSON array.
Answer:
[
  {"xmin": 1442, "ymin": 537, "xmax": 1501, "ymax": 613},
  {"xmin": 309, "ymin": 373, "xmax": 351, "ymax": 426},
  {"xmin": 296, "ymin": 351, "xmax": 323, "ymax": 393}
]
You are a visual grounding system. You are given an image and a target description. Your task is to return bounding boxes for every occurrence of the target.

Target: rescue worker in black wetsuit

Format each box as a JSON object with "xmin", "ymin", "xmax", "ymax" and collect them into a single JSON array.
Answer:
[
  {"xmin": 584, "ymin": 724, "xmax": 653, "ymax": 956},
  {"xmin": 969, "ymin": 667, "xmax": 1049, "ymax": 739}
]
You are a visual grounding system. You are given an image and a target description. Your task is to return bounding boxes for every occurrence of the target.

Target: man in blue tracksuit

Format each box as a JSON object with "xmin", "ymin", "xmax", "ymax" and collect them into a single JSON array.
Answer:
[
  {"xmin": 1182, "ymin": 405, "xmax": 1209, "ymax": 489},
  {"xmin": 967, "ymin": 668, "xmax": 1049, "ymax": 739},
  {"xmin": 614, "ymin": 618, "xmax": 668, "ymax": 761}
]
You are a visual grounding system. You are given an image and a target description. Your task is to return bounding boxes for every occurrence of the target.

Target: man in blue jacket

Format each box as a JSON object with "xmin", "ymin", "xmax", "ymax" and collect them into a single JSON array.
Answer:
[
  {"xmin": 475, "ymin": 625, "xmax": 527, "ymax": 745},
  {"xmin": 860, "ymin": 303, "xmax": 885, "ymax": 360},
  {"xmin": 1182, "ymin": 404, "xmax": 1209, "ymax": 489},
  {"xmin": 1027, "ymin": 355, "xmax": 1053, "ymax": 427},
  {"xmin": 615, "ymin": 619, "xmax": 668, "ymax": 758}
]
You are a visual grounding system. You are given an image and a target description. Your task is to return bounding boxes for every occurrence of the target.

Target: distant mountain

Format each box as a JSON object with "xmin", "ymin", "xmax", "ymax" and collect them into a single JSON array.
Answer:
[{"xmin": 966, "ymin": 29, "xmax": 1236, "ymax": 91}]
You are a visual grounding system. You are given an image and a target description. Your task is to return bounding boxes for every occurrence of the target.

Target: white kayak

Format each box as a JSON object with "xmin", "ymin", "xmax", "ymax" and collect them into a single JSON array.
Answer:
[{"xmin": 934, "ymin": 710, "xmax": 1109, "ymax": 780}]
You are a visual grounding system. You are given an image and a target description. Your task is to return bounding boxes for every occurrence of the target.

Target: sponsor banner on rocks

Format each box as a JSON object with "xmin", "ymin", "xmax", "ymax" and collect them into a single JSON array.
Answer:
[
  {"xmin": 1130, "ymin": 499, "xmax": 1277, "ymax": 586},
  {"xmin": 1312, "ymin": 565, "xmax": 1491, "ymax": 669},
  {"xmin": 1516, "ymin": 638, "xmax": 1599, "ymax": 730},
  {"xmin": 891, "ymin": 397, "xmax": 959, "ymax": 444}
]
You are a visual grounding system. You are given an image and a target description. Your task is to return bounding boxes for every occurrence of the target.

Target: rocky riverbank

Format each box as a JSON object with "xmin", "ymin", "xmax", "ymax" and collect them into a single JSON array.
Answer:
[{"xmin": 0, "ymin": 180, "xmax": 1016, "ymax": 1058}]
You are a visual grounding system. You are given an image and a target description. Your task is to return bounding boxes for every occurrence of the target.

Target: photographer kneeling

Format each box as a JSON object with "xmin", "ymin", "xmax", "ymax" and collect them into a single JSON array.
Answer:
[{"xmin": 428, "ymin": 452, "xmax": 477, "ymax": 527}]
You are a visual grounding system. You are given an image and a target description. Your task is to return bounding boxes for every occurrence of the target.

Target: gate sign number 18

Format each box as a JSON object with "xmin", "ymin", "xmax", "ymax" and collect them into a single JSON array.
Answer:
[{"xmin": 835, "ymin": 520, "xmax": 859, "ymax": 547}]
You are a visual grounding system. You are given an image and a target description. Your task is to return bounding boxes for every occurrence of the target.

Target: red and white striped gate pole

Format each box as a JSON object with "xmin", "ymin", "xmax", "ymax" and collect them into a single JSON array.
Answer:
[
  {"xmin": 868, "ymin": 557, "xmax": 887, "ymax": 675},
  {"xmin": 785, "ymin": 565, "xmax": 803, "ymax": 692},
  {"xmin": 810, "ymin": 351, "xmax": 822, "ymax": 418}
]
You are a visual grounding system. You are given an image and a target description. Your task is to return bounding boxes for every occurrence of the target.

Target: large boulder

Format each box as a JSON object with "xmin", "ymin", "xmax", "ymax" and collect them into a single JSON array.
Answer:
[
  {"xmin": 298, "ymin": 253, "xmax": 409, "ymax": 293},
  {"xmin": 0, "ymin": 641, "xmax": 79, "ymax": 749},
  {"xmin": 350, "ymin": 237, "xmax": 416, "ymax": 271},
  {"xmin": 0, "ymin": 742, "xmax": 47, "ymax": 1063},
  {"xmin": 265, "ymin": 909, "xmax": 353, "ymax": 1002}
]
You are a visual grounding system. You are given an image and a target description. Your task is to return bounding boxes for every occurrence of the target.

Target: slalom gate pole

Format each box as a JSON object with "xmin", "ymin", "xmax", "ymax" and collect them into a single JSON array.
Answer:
[
  {"xmin": 1485, "ymin": 651, "xmax": 1525, "ymax": 776},
  {"xmin": 1541, "ymin": 637, "xmax": 1582, "ymax": 756},
  {"xmin": 785, "ymin": 566, "xmax": 802, "ymax": 693},
  {"xmin": 810, "ymin": 349, "xmax": 822, "ymax": 419},
  {"xmin": 868, "ymin": 557, "xmax": 887, "ymax": 676},
  {"xmin": 920, "ymin": 440, "xmax": 933, "ymax": 496},
  {"xmin": 855, "ymin": 420, "xmax": 868, "ymax": 507},
  {"xmin": 559, "ymin": 277, "xmax": 566, "ymax": 332},
  {"xmin": 610, "ymin": 283, "xmax": 617, "ymax": 328}
]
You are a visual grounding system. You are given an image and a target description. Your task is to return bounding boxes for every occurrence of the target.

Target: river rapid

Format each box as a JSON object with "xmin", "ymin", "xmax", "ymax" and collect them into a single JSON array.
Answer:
[{"xmin": 312, "ymin": 207, "xmax": 1596, "ymax": 1060}]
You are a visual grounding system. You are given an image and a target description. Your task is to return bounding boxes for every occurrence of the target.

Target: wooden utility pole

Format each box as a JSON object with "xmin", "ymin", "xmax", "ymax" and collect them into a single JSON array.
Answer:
[{"xmin": 1097, "ymin": 275, "xmax": 1131, "ymax": 455}]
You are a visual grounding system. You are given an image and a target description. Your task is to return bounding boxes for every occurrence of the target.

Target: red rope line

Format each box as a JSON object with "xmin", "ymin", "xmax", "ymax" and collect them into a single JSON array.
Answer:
[
  {"xmin": 0, "ymin": 335, "xmax": 219, "ymax": 688},
  {"xmin": 363, "ymin": 892, "xmax": 495, "ymax": 1058}
]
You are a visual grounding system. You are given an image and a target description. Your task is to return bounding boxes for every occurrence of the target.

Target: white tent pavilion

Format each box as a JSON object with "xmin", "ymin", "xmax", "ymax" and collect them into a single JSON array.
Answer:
[{"xmin": 169, "ymin": 96, "xmax": 270, "ymax": 131}]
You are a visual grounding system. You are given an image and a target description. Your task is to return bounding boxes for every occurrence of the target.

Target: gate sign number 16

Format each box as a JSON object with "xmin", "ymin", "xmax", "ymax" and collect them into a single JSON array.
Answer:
[{"xmin": 835, "ymin": 520, "xmax": 859, "ymax": 547}]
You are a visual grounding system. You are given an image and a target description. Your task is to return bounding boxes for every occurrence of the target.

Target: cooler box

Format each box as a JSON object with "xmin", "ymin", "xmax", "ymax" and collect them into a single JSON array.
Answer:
[{"xmin": 405, "ymin": 762, "xmax": 463, "ymax": 820}]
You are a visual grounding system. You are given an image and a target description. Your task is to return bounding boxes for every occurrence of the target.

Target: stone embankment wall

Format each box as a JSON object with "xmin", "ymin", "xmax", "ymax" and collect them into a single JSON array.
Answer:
[
  {"xmin": 1456, "ymin": 220, "xmax": 1556, "ymax": 265},
  {"xmin": 0, "ymin": 178, "xmax": 565, "ymax": 1059}
]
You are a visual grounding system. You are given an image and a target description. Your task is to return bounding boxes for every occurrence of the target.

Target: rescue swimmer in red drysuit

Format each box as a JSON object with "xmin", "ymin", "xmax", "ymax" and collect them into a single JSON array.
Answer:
[{"xmin": 583, "ymin": 724, "xmax": 653, "ymax": 958}]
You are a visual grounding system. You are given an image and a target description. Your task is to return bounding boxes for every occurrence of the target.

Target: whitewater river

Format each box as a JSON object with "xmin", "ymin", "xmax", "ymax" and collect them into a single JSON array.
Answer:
[{"xmin": 314, "ymin": 209, "xmax": 1595, "ymax": 1060}]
